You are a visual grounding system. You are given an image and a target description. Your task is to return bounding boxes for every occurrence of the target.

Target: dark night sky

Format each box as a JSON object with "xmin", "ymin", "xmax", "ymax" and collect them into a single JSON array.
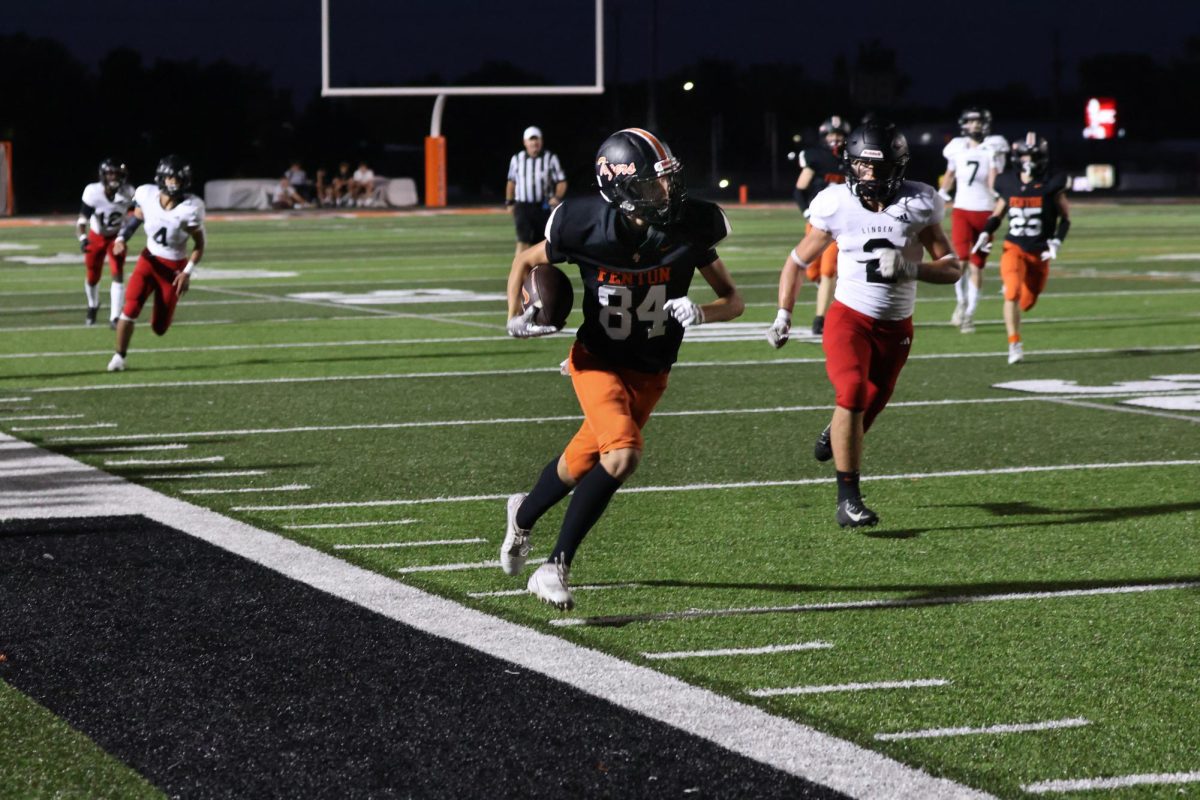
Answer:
[{"xmin": 3, "ymin": 0, "xmax": 1193, "ymax": 106}]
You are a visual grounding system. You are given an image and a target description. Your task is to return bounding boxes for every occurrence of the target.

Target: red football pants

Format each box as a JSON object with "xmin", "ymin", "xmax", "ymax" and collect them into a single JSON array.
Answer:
[{"xmin": 822, "ymin": 301, "xmax": 913, "ymax": 433}]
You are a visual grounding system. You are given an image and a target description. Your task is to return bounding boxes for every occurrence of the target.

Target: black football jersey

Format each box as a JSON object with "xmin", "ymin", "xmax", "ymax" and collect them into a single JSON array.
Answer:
[
  {"xmin": 798, "ymin": 146, "xmax": 847, "ymax": 206},
  {"xmin": 544, "ymin": 194, "xmax": 730, "ymax": 373},
  {"xmin": 996, "ymin": 171, "xmax": 1068, "ymax": 253}
]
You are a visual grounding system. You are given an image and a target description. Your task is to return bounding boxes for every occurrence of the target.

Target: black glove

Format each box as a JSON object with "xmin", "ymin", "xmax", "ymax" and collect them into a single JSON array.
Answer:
[{"xmin": 79, "ymin": 235, "xmax": 88, "ymax": 253}]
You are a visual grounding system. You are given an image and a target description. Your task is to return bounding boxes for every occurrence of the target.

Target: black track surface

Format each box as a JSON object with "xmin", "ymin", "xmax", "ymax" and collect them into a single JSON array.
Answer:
[{"xmin": 0, "ymin": 516, "xmax": 849, "ymax": 799}]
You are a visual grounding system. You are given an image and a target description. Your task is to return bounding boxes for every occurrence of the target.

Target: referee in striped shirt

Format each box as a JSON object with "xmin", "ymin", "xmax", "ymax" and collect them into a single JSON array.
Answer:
[{"xmin": 505, "ymin": 126, "xmax": 567, "ymax": 253}]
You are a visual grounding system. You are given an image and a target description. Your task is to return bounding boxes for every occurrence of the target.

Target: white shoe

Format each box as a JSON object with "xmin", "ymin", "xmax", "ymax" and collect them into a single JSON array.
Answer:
[
  {"xmin": 950, "ymin": 303, "xmax": 964, "ymax": 327},
  {"xmin": 959, "ymin": 314, "xmax": 975, "ymax": 334},
  {"xmin": 500, "ymin": 493, "xmax": 531, "ymax": 575},
  {"xmin": 1008, "ymin": 342, "xmax": 1024, "ymax": 365},
  {"xmin": 527, "ymin": 559, "xmax": 574, "ymax": 611},
  {"xmin": 106, "ymin": 353, "xmax": 125, "ymax": 372}
]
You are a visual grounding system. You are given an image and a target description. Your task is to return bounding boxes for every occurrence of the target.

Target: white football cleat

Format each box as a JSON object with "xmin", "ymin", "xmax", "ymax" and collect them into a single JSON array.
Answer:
[
  {"xmin": 499, "ymin": 493, "xmax": 531, "ymax": 576},
  {"xmin": 950, "ymin": 303, "xmax": 964, "ymax": 327},
  {"xmin": 106, "ymin": 353, "xmax": 126, "ymax": 372},
  {"xmin": 959, "ymin": 314, "xmax": 975, "ymax": 334},
  {"xmin": 527, "ymin": 558, "xmax": 574, "ymax": 611},
  {"xmin": 1008, "ymin": 342, "xmax": 1024, "ymax": 365}
]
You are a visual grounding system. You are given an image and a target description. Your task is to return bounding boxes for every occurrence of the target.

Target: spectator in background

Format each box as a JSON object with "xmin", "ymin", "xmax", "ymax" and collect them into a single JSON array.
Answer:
[
  {"xmin": 352, "ymin": 161, "xmax": 376, "ymax": 206},
  {"xmin": 332, "ymin": 162, "xmax": 354, "ymax": 207},
  {"xmin": 284, "ymin": 161, "xmax": 311, "ymax": 202},
  {"xmin": 314, "ymin": 168, "xmax": 332, "ymax": 207},
  {"xmin": 505, "ymin": 126, "xmax": 567, "ymax": 254},
  {"xmin": 272, "ymin": 177, "xmax": 308, "ymax": 210}
]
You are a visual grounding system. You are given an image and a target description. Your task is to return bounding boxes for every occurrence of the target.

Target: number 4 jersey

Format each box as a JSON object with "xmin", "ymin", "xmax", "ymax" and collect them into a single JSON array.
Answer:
[
  {"xmin": 995, "ymin": 171, "xmax": 1067, "ymax": 254},
  {"xmin": 80, "ymin": 181, "xmax": 136, "ymax": 237},
  {"xmin": 544, "ymin": 194, "xmax": 730, "ymax": 373},
  {"xmin": 808, "ymin": 181, "xmax": 945, "ymax": 321},
  {"xmin": 133, "ymin": 184, "xmax": 206, "ymax": 261}
]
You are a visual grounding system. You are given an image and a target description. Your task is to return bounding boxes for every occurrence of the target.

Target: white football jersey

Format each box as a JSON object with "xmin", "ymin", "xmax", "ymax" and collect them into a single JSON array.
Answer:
[
  {"xmin": 81, "ymin": 182, "xmax": 136, "ymax": 236},
  {"xmin": 133, "ymin": 184, "xmax": 205, "ymax": 261},
  {"xmin": 808, "ymin": 181, "xmax": 944, "ymax": 321},
  {"xmin": 945, "ymin": 144, "xmax": 996, "ymax": 211},
  {"xmin": 984, "ymin": 135, "xmax": 1009, "ymax": 172}
]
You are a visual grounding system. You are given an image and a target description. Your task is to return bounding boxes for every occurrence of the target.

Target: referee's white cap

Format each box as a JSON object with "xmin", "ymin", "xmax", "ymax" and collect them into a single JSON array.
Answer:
[{"xmin": 523, "ymin": 126, "xmax": 543, "ymax": 140}]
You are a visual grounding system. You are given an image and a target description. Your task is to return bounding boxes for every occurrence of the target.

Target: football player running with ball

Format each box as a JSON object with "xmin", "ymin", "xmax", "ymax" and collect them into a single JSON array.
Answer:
[
  {"xmin": 767, "ymin": 120, "xmax": 962, "ymax": 528},
  {"xmin": 502, "ymin": 128, "xmax": 744, "ymax": 610},
  {"xmin": 107, "ymin": 155, "xmax": 206, "ymax": 372},
  {"xmin": 972, "ymin": 132, "xmax": 1070, "ymax": 365},
  {"xmin": 76, "ymin": 158, "xmax": 136, "ymax": 328}
]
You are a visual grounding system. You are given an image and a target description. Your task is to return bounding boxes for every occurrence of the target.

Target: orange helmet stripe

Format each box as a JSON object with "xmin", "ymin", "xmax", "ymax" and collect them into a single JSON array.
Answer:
[{"xmin": 622, "ymin": 127, "xmax": 669, "ymax": 160}]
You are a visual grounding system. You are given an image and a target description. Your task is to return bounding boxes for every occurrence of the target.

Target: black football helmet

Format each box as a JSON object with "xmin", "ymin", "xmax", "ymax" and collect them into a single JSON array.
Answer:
[
  {"xmin": 594, "ymin": 128, "xmax": 686, "ymax": 225},
  {"xmin": 958, "ymin": 107, "xmax": 993, "ymax": 141},
  {"xmin": 843, "ymin": 120, "xmax": 910, "ymax": 205},
  {"xmin": 98, "ymin": 158, "xmax": 128, "ymax": 191},
  {"xmin": 155, "ymin": 154, "xmax": 192, "ymax": 198},
  {"xmin": 1011, "ymin": 131, "xmax": 1050, "ymax": 178},
  {"xmin": 818, "ymin": 115, "xmax": 851, "ymax": 154}
]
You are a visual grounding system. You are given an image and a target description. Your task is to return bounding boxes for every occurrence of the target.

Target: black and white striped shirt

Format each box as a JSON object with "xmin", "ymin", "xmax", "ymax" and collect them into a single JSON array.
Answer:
[{"xmin": 507, "ymin": 151, "xmax": 566, "ymax": 203}]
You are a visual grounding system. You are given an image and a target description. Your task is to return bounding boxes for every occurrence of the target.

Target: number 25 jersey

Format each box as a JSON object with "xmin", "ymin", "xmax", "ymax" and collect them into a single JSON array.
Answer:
[
  {"xmin": 544, "ymin": 194, "xmax": 730, "ymax": 374},
  {"xmin": 133, "ymin": 184, "xmax": 206, "ymax": 261},
  {"xmin": 995, "ymin": 171, "xmax": 1067, "ymax": 254}
]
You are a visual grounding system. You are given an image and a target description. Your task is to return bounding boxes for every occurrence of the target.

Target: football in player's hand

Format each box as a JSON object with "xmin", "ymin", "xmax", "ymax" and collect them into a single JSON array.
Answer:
[{"xmin": 521, "ymin": 264, "xmax": 573, "ymax": 329}]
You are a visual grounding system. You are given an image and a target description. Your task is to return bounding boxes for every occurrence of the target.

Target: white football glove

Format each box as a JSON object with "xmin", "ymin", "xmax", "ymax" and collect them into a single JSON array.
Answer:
[
  {"xmin": 766, "ymin": 308, "xmax": 791, "ymax": 349},
  {"xmin": 663, "ymin": 296, "xmax": 704, "ymax": 328},
  {"xmin": 876, "ymin": 249, "xmax": 918, "ymax": 281},
  {"xmin": 938, "ymin": 187, "xmax": 953, "ymax": 203},
  {"xmin": 1040, "ymin": 238, "xmax": 1061, "ymax": 261},
  {"xmin": 506, "ymin": 306, "xmax": 558, "ymax": 338},
  {"xmin": 971, "ymin": 231, "xmax": 993, "ymax": 255}
]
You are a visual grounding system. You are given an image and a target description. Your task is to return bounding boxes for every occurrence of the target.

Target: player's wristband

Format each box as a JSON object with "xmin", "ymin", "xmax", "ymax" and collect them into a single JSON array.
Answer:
[
  {"xmin": 183, "ymin": 260, "xmax": 196, "ymax": 275},
  {"xmin": 789, "ymin": 248, "xmax": 809, "ymax": 268}
]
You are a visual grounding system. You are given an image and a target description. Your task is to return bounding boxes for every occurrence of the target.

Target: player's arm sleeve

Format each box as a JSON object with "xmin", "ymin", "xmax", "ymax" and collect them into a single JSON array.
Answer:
[
  {"xmin": 78, "ymin": 203, "xmax": 94, "ymax": 220},
  {"xmin": 930, "ymin": 189, "xmax": 946, "ymax": 225},
  {"xmin": 549, "ymin": 154, "xmax": 566, "ymax": 183},
  {"xmin": 806, "ymin": 187, "xmax": 838, "ymax": 233}
]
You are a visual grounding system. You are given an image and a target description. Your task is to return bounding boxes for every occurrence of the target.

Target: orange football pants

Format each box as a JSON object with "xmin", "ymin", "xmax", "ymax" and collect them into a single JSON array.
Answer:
[
  {"xmin": 1000, "ymin": 242, "xmax": 1049, "ymax": 312},
  {"xmin": 562, "ymin": 341, "xmax": 669, "ymax": 480},
  {"xmin": 804, "ymin": 222, "xmax": 839, "ymax": 282}
]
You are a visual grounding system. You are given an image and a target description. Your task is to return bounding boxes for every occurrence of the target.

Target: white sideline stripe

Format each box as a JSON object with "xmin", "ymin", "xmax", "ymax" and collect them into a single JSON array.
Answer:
[
  {"xmin": 0, "ymin": 335, "xmax": 515, "ymax": 359},
  {"xmin": 0, "ymin": 434, "xmax": 997, "ymax": 799},
  {"xmin": 181, "ymin": 483, "xmax": 309, "ymax": 495},
  {"xmin": 143, "ymin": 470, "xmax": 268, "ymax": 480},
  {"xmin": 0, "ymin": 320, "xmax": 233, "ymax": 333},
  {"xmin": 1048, "ymin": 397, "xmax": 1200, "ymax": 425},
  {"xmin": 876, "ymin": 717, "xmax": 1090, "ymax": 741},
  {"xmin": 1023, "ymin": 770, "xmax": 1200, "ymax": 794},
  {"xmin": 644, "ymin": 642, "xmax": 833, "ymax": 660},
  {"xmin": 283, "ymin": 519, "xmax": 418, "ymax": 530},
  {"xmin": 332, "ymin": 537, "xmax": 486, "ymax": 550},
  {"xmin": 91, "ymin": 443, "xmax": 189, "ymax": 453},
  {"xmin": 0, "ymin": 413, "xmax": 84, "ymax": 421},
  {"xmin": 230, "ymin": 459, "xmax": 1200, "ymax": 512},
  {"xmin": 551, "ymin": 581, "xmax": 1200, "ymax": 628},
  {"xmin": 105, "ymin": 455, "xmax": 224, "ymax": 466},
  {"xmin": 0, "ymin": 397, "xmax": 32, "ymax": 402},
  {"xmin": 468, "ymin": 583, "xmax": 644, "ymax": 598},
  {"xmin": 9, "ymin": 422, "xmax": 117, "ymax": 431},
  {"xmin": 750, "ymin": 679, "xmax": 950, "ymax": 697},
  {"xmin": 395, "ymin": 557, "xmax": 547, "ymax": 574},
  {"xmin": 44, "ymin": 392, "xmax": 1196, "ymax": 444},
  {"xmin": 20, "ymin": 344, "xmax": 1200, "ymax": 394}
]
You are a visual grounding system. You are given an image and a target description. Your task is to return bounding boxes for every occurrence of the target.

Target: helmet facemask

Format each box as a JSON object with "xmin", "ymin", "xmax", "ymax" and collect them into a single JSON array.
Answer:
[
  {"xmin": 610, "ymin": 159, "xmax": 687, "ymax": 226},
  {"xmin": 845, "ymin": 155, "xmax": 908, "ymax": 205},
  {"xmin": 155, "ymin": 156, "xmax": 192, "ymax": 199},
  {"xmin": 99, "ymin": 160, "xmax": 127, "ymax": 192}
]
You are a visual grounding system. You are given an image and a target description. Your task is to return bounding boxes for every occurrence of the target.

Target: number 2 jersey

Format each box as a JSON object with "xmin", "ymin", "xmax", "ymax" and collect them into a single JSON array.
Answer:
[
  {"xmin": 544, "ymin": 194, "xmax": 730, "ymax": 373},
  {"xmin": 995, "ymin": 171, "xmax": 1067, "ymax": 254},
  {"xmin": 132, "ymin": 184, "xmax": 206, "ymax": 261},
  {"xmin": 808, "ymin": 181, "xmax": 945, "ymax": 321},
  {"xmin": 80, "ymin": 182, "xmax": 136, "ymax": 237}
]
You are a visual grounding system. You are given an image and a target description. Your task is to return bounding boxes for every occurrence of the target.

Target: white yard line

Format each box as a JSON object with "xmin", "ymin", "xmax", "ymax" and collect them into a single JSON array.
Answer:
[
  {"xmin": 876, "ymin": 718, "xmax": 1090, "ymax": 741},
  {"xmin": 20, "ymin": 344, "xmax": 1200, "ymax": 395},
  {"xmin": 230, "ymin": 459, "xmax": 1200, "ymax": 512},
  {"xmin": 1046, "ymin": 397, "xmax": 1200, "ymax": 425},
  {"xmin": 180, "ymin": 483, "xmax": 309, "ymax": 495},
  {"xmin": 90, "ymin": 443, "xmax": 189, "ymax": 453},
  {"xmin": 9, "ymin": 422, "xmax": 116, "ymax": 431},
  {"xmin": 283, "ymin": 519, "xmax": 418, "ymax": 530},
  {"xmin": 1022, "ymin": 770, "xmax": 1200, "ymax": 794},
  {"xmin": 0, "ymin": 413, "xmax": 84, "ymax": 421},
  {"xmin": 104, "ymin": 455, "xmax": 224, "ymax": 466},
  {"xmin": 749, "ymin": 679, "xmax": 950, "ymax": 697},
  {"xmin": 0, "ymin": 432, "xmax": 1003, "ymax": 799},
  {"xmin": 644, "ymin": 642, "xmax": 833, "ymax": 660},
  {"xmin": 467, "ymin": 583, "xmax": 644, "ymax": 598},
  {"xmin": 0, "ymin": 396, "xmax": 32, "ymax": 402},
  {"xmin": 332, "ymin": 537, "xmax": 486, "ymax": 550},
  {"xmin": 551, "ymin": 581, "xmax": 1200, "ymax": 628},
  {"xmin": 0, "ymin": 320, "xmax": 232, "ymax": 333},
  {"xmin": 395, "ymin": 558, "xmax": 547, "ymax": 574},
  {"xmin": 142, "ymin": 470, "xmax": 268, "ymax": 480}
]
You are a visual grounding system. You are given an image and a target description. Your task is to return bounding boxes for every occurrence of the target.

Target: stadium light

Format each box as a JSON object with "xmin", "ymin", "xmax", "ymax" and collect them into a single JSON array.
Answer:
[
  {"xmin": 718, "ymin": 179, "xmax": 730, "ymax": 189},
  {"xmin": 683, "ymin": 81, "xmax": 695, "ymax": 91}
]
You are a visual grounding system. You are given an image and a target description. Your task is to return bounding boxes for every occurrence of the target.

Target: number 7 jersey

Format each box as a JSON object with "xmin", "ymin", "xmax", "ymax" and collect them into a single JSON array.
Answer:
[
  {"xmin": 544, "ymin": 194, "xmax": 730, "ymax": 374},
  {"xmin": 995, "ymin": 171, "xmax": 1067, "ymax": 254},
  {"xmin": 133, "ymin": 184, "xmax": 206, "ymax": 260}
]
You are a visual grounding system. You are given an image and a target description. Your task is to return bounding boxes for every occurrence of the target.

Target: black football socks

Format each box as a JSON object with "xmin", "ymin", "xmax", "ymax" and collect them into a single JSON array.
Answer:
[
  {"xmin": 515, "ymin": 457, "xmax": 572, "ymax": 530},
  {"xmin": 836, "ymin": 470, "xmax": 862, "ymax": 503},
  {"xmin": 549, "ymin": 465, "xmax": 623, "ymax": 567}
]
